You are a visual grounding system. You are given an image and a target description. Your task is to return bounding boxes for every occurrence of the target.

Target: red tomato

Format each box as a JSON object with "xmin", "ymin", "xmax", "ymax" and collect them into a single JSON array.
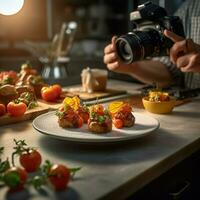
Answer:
[
  {"xmin": 93, "ymin": 104, "xmax": 104, "ymax": 115},
  {"xmin": 48, "ymin": 164, "xmax": 70, "ymax": 190},
  {"xmin": 77, "ymin": 107, "xmax": 89, "ymax": 123},
  {"xmin": 52, "ymin": 84, "xmax": 62, "ymax": 97},
  {"xmin": 77, "ymin": 116, "xmax": 84, "ymax": 128},
  {"xmin": 4, "ymin": 167, "xmax": 28, "ymax": 191},
  {"xmin": 7, "ymin": 102, "xmax": 27, "ymax": 117},
  {"xmin": 0, "ymin": 104, "xmax": 6, "ymax": 116},
  {"xmin": 121, "ymin": 104, "xmax": 132, "ymax": 113},
  {"xmin": 113, "ymin": 118, "xmax": 123, "ymax": 129},
  {"xmin": 160, "ymin": 94, "xmax": 170, "ymax": 101},
  {"xmin": 19, "ymin": 149, "xmax": 42, "ymax": 172},
  {"xmin": 79, "ymin": 112, "xmax": 89, "ymax": 123},
  {"xmin": 41, "ymin": 86, "xmax": 57, "ymax": 102}
]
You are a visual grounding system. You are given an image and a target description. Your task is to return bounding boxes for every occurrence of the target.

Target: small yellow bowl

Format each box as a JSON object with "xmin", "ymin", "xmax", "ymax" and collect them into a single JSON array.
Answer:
[{"xmin": 142, "ymin": 97, "xmax": 176, "ymax": 114}]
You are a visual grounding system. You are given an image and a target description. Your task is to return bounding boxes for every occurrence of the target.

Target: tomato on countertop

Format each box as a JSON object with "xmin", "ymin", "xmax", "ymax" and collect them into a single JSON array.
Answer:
[
  {"xmin": 4, "ymin": 167, "xmax": 28, "ymax": 191},
  {"xmin": 113, "ymin": 118, "xmax": 123, "ymax": 129},
  {"xmin": 52, "ymin": 84, "xmax": 62, "ymax": 97},
  {"xmin": 19, "ymin": 149, "xmax": 42, "ymax": 172},
  {"xmin": 41, "ymin": 84, "xmax": 62, "ymax": 102},
  {"xmin": 12, "ymin": 139, "xmax": 42, "ymax": 173},
  {"xmin": 92, "ymin": 104, "xmax": 104, "ymax": 115},
  {"xmin": 7, "ymin": 102, "xmax": 27, "ymax": 117},
  {"xmin": 48, "ymin": 164, "xmax": 70, "ymax": 190}
]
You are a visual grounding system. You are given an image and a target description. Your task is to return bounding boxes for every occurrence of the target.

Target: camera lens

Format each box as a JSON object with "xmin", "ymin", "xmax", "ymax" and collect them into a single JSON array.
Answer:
[
  {"xmin": 116, "ymin": 30, "xmax": 162, "ymax": 63},
  {"xmin": 116, "ymin": 39, "xmax": 133, "ymax": 62}
]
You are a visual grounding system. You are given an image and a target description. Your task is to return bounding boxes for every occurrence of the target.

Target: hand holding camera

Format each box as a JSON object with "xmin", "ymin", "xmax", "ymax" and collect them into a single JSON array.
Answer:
[
  {"xmin": 115, "ymin": 1, "xmax": 185, "ymax": 63},
  {"xmin": 164, "ymin": 30, "xmax": 200, "ymax": 73},
  {"xmin": 104, "ymin": 36, "xmax": 140, "ymax": 75}
]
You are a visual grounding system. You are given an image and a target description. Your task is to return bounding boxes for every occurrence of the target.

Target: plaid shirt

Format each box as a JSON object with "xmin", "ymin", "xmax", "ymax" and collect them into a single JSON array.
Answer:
[{"xmin": 156, "ymin": 0, "xmax": 200, "ymax": 88}]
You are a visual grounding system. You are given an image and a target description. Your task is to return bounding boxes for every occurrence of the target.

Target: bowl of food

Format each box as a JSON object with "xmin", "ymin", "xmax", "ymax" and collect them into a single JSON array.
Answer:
[{"xmin": 142, "ymin": 91, "xmax": 176, "ymax": 114}]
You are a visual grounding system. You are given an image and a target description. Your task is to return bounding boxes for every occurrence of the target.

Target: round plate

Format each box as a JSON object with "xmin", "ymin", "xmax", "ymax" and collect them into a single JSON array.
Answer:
[{"xmin": 32, "ymin": 111, "xmax": 159, "ymax": 143}]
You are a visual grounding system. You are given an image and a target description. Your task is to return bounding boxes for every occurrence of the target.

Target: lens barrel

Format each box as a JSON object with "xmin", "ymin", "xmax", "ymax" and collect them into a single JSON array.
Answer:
[{"xmin": 116, "ymin": 29, "xmax": 162, "ymax": 63}]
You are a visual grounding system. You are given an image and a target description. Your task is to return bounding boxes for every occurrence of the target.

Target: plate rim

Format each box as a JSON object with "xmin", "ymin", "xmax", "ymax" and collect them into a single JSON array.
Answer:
[{"xmin": 32, "ymin": 111, "xmax": 160, "ymax": 143}]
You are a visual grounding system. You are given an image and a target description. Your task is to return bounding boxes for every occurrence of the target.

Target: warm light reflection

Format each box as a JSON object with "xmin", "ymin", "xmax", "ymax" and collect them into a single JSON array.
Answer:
[{"xmin": 0, "ymin": 0, "xmax": 24, "ymax": 16}]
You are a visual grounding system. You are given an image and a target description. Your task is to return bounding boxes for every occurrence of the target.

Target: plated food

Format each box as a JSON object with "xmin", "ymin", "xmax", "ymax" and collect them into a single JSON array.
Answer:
[
  {"xmin": 0, "ymin": 63, "xmax": 44, "ymax": 106},
  {"xmin": 108, "ymin": 101, "xmax": 135, "ymax": 129},
  {"xmin": 56, "ymin": 98, "xmax": 135, "ymax": 134},
  {"xmin": 56, "ymin": 105, "xmax": 84, "ymax": 128},
  {"xmin": 88, "ymin": 104, "xmax": 112, "ymax": 134},
  {"xmin": 33, "ymin": 111, "xmax": 160, "ymax": 143},
  {"xmin": 0, "ymin": 63, "xmax": 65, "ymax": 119},
  {"xmin": 142, "ymin": 90, "xmax": 176, "ymax": 114},
  {"xmin": 56, "ymin": 96, "xmax": 89, "ymax": 128}
]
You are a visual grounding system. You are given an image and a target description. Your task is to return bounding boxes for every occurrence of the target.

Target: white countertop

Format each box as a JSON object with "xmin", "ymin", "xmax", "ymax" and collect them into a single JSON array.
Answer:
[{"xmin": 1, "ymin": 80, "xmax": 200, "ymax": 200}]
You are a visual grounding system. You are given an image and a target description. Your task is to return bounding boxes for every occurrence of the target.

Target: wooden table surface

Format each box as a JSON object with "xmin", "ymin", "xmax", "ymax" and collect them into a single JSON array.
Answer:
[{"xmin": 1, "ymin": 80, "xmax": 200, "ymax": 200}]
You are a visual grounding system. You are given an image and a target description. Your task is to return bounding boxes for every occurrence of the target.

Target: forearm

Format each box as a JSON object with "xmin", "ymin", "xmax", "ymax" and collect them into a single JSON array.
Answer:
[{"xmin": 128, "ymin": 60, "xmax": 173, "ymax": 87}]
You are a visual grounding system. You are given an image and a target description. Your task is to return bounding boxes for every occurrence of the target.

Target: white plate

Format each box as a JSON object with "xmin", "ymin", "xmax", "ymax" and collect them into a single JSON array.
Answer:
[{"xmin": 32, "ymin": 111, "xmax": 159, "ymax": 143}]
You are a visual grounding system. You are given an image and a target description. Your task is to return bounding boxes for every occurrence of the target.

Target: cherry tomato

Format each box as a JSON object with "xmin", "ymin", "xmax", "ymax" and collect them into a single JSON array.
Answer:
[
  {"xmin": 121, "ymin": 103, "xmax": 132, "ymax": 113},
  {"xmin": 113, "ymin": 118, "xmax": 123, "ymax": 129},
  {"xmin": 77, "ymin": 107, "xmax": 89, "ymax": 123},
  {"xmin": 7, "ymin": 102, "xmax": 27, "ymax": 117},
  {"xmin": 77, "ymin": 116, "xmax": 84, "ymax": 128},
  {"xmin": 4, "ymin": 167, "xmax": 28, "ymax": 191},
  {"xmin": 48, "ymin": 164, "xmax": 70, "ymax": 190},
  {"xmin": 41, "ymin": 86, "xmax": 57, "ymax": 102},
  {"xmin": 0, "ymin": 104, "xmax": 6, "ymax": 116},
  {"xmin": 93, "ymin": 104, "xmax": 104, "ymax": 115},
  {"xmin": 19, "ymin": 149, "xmax": 42, "ymax": 172},
  {"xmin": 160, "ymin": 94, "xmax": 170, "ymax": 101},
  {"xmin": 52, "ymin": 84, "xmax": 62, "ymax": 97},
  {"xmin": 79, "ymin": 112, "xmax": 89, "ymax": 123}
]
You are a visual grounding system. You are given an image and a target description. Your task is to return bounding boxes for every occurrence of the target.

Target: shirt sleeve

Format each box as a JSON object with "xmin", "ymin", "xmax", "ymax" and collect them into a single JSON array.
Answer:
[
  {"xmin": 151, "ymin": 1, "xmax": 188, "ymax": 87},
  {"xmin": 152, "ymin": 57, "xmax": 184, "ymax": 87}
]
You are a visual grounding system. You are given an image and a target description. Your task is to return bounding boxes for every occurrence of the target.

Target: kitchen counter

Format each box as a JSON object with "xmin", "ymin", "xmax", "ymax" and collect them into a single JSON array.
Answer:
[{"xmin": 0, "ymin": 80, "xmax": 200, "ymax": 200}]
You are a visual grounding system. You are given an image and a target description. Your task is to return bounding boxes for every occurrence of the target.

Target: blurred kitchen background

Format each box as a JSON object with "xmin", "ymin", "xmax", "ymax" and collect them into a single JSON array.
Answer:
[{"xmin": 0, "ymin": 0, "xmax": 185, "ymax": 85}]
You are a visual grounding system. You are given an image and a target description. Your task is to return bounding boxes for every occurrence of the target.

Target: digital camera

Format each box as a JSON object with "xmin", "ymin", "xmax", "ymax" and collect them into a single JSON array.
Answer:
[{"xmin": 116, "ymin": 1, "xmax": 185, "ymax": 63}]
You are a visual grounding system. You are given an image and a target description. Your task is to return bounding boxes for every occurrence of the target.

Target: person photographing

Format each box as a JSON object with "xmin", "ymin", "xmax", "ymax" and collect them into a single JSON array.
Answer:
[{"xmin": 104, "ymin": 1, "xmax": 200, "ymax": 88}]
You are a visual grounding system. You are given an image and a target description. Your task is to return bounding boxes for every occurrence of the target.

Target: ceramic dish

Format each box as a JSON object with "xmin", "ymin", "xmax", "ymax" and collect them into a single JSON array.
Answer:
[{"xmin": 33, "ymin": 111, "xmax": 159, "ymax": 143}]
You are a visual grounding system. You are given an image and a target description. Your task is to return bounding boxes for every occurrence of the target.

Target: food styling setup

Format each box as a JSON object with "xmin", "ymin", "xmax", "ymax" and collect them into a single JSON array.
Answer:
[{"xmin": 1, "ymin": 1, "xmax": 200, "ymax": 200}]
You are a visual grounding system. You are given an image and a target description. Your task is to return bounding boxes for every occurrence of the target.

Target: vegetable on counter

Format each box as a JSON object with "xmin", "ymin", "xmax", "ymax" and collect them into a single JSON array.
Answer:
[
  {"xmin": 7, "ymin": 102, "xmax": 27, "ymax": 117},
  {"xmin": 0, "ymin": 140, "xmax": 81, "ymax": 193},
  {"xmin": 12, "ymin": 139, "xmax": 42, "ymax": 173},
  {"xmin": 41, "ymin": 84, "xmax": 62, "ymax": 102}
]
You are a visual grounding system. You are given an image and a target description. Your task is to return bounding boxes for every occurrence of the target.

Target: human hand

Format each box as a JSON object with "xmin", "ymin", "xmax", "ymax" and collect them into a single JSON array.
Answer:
[
  {"xmin": 164, "ymin": 29, "xmax": 200, "ymax": 73},
  {"xmin": 103, "ymin": 36, "xmax": 134, "ymax": 74}
]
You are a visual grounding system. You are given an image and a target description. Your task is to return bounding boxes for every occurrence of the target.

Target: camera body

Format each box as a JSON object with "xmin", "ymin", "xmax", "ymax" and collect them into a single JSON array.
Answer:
[{"xmin": 116, "ymin": 1, "xmax": 185, "ymax": 63}]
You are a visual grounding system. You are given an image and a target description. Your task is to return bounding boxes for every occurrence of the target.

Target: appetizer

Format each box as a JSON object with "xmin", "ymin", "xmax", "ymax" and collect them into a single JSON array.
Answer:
[
  {"xmin": 88, "ymin": 104, "xmax": 112, "ymax": 134},
  {"xmin": 62, "ymin": 96, "xmax": 89, "ymax": 123},
  {"xmin": 56, "ymin": 105, "xmax": 83, "ymax": 128},
  {"xmin": 77, "ymin": 105, "xmax": 90, "ymax": 124},
  {"xmin": 108, "ymin": 101, "xmax": 135, "ymax": 129},
  {"xmin": 16, "ymin": 63, "xmax": 47, "ymax": 98},
  {"xmin": 0, "ymin": 84, "xmax": 37, "ymax": 109},
  {"xmin": 142, "ymin": 90, "xmax": 176, "ymax": 114},
  {"xmin": 0, "ymin": 63, "xmax": 46, "ymax": 105},
  {"xmin": 0, "ymin": 84, "xmax": 18, "ymax": 105},
  {"xmin": 0, "ymin": 70, "xmax": 18, "ymax": 86},
  {"xmin": 56, "ymin": 96, "xmax": 88, "ymax": 128},
  {"xmin": 147, "ymin": 91, "xmax": 170, "ymax": 102}
]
